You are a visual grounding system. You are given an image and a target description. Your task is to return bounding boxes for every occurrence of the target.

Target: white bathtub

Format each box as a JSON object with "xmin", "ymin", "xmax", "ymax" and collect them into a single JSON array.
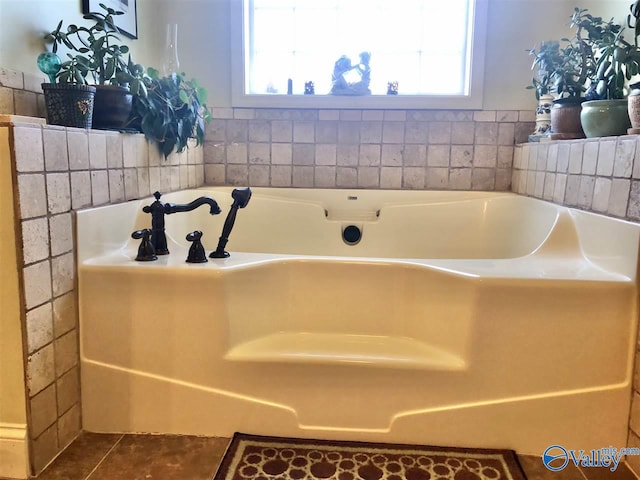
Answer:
[{"xmin": 77, "ymin": 187, "xmax": 640, "ymax": 455}]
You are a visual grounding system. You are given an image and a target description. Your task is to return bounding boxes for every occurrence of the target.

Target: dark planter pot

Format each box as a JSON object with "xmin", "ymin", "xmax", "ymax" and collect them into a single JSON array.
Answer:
[
  {"xmin": 581, "ymin": 99, "xmax": 631, "ymax": 138},
  {"xmin": 550, "ymin": 98, "xmax": 585, "ymax": 140},
  {"xmin": 92, "ymin": 85, "xmax": 133, "ymax": 130},
  {"xmin": 41, "ymin": 83, "xmax": 96, "ymax": 129}
]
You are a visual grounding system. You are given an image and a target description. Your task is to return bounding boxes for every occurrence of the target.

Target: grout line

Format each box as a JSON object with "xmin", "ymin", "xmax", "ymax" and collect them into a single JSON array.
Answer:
[{"xmin": 84, "ymin": 433, "xmax": 124, "ymax": 480}]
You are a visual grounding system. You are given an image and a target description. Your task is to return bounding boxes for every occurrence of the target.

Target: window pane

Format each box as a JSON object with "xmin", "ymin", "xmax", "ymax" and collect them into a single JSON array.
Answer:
[{"xmin": 246, "ymin": 0, "xmax": 474, "ymax": 96}]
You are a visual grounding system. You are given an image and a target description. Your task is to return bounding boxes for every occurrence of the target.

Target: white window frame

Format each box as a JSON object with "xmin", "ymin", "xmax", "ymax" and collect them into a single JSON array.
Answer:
[{"xmin": 230, "ymin": 0, "xmax": 488, "ymax": 110}]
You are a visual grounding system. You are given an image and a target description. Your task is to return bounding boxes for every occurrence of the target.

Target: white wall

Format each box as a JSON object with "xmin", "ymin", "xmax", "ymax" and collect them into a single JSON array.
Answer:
[
  {"xmin": 0, "ymin": 0, "xmax": 635, "ymax": 109},
  {"xmin": 0, "ymin": 0, "xmax": 162, "ymax": 78}
]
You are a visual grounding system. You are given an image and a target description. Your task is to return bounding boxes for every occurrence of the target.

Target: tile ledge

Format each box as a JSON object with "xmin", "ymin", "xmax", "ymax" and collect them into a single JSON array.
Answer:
[{"xmin": 0, "ymin": 114, "xmax": 46, "ymax": 127}]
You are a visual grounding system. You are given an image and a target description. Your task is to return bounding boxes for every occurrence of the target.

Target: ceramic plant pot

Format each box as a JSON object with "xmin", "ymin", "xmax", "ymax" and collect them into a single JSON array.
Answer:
[
  {"xmin": 92, "ymin": 84, "xmax": 133, "ymax": 131},
  {"xmin": 41, "ymin": 83, "xmax": 96, "ymax": 129},
  {"xmin": 628, "ymin": 90, "xmax": 640, "ymax": 134},
  {"xmin": 550, "ymin": 98, "xmax": 585, "ymax": 140},
  {"xmin": 580, "ymin": 99, "xmax": 631, "ymax": 138}
]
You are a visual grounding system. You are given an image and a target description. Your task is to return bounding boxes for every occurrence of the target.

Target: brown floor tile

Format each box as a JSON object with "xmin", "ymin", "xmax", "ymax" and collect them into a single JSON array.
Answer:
[
  {"xmin": 86, "ymin": 434, "xmax": 229, "ymax": 480},
  {"xmin": 36, "ymin": 432, "xmax": 123, "ymax": 480},
  {"xmin": 580, "ymin": 462, "xmax": 639, "ymax": 480},
  {"xmin": 518, "ymin": 454, "xmax": 586, "ymax": 480}
]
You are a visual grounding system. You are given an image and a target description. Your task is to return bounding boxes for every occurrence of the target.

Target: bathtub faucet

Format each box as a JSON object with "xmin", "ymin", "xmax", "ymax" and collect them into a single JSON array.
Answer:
[
  {"xmin": 143, "ymin": 191, "xmax": 221, "ymax": 255},
  {"xmin": 210, "ymin": 187, "xmax": 252, "ymax": 258}
]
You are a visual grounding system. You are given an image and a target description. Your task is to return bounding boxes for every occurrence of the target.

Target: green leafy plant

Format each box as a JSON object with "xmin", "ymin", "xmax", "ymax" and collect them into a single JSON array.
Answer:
[
  {"xmin": 527, "ymin": 41, "xmax": 561, "ymax": 99},
  {"xmin": 44, "ymin": 3, "xmax": 145, "ymax": 95},
  {"xmin": 129, "ymin": 68, "xmax": 211, "ymax": 157}
]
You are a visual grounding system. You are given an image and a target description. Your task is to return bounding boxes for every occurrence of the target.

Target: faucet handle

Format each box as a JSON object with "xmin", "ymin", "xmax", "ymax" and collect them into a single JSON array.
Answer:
[
  {"xmin": 131, "ymin": 229, "xmax": 157, "ymax": 261},
  {"xmin": 185, "ymin": 231, "xmax": 208, "ymax": 263}
]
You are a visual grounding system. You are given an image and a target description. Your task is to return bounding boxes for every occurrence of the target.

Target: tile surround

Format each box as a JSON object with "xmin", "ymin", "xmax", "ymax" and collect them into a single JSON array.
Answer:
[
  {"xmin": 3, "ymin": 108, "xmax": 204, "ymax": 475},
  {"xmin": 203, "ymin": 108, "xmax": 533, "ymax": 191}
]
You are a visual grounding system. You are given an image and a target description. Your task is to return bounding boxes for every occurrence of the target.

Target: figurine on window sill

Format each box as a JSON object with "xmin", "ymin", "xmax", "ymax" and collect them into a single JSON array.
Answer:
[{"xmin": 330, "ymin": 51, "xmax": 371, "ymax": 96}]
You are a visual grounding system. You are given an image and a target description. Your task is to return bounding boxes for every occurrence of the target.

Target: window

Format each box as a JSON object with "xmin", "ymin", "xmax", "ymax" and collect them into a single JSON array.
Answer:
[{"xmin": 231, "ymin": 0, "xmax": 487, "ymax": 109}]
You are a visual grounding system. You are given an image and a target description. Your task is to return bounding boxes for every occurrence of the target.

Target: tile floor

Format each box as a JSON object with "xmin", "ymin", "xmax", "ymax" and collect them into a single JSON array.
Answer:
[{"xmin": 3, "ymin": 432, "xmax": 639, "ymax": 479}]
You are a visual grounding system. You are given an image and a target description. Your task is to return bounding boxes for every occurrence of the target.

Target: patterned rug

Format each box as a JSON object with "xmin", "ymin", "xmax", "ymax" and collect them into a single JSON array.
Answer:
[{"xmin": 213, "ymin": 433, "xmax": 527, "ymax": 480}]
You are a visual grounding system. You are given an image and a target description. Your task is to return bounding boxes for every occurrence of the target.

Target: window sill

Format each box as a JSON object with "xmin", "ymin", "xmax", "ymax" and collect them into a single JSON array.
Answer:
[{"xmin": 231, "ymin": 93, "xmax": 484, "ymax": 111}]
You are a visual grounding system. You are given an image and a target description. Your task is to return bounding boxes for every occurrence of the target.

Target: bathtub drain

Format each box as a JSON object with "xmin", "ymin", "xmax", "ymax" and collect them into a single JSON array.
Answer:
[{"xmin": 342, "ymin": 225, "xmax": 362, "ymax": 245}]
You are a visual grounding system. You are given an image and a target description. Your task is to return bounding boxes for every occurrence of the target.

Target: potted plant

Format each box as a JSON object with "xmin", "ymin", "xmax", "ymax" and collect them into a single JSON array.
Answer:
[
  {"xmin": 526, "ymin": 41, "xmax": 559, "ymax": 141},
  {"xmin": 37, "ymin": 32, "xmax": 96, "ymax": 129},
  {"xmin": 627, "ymin": 0, "xmax": 640, "ymax": 133},
  {"xmin": 128, "ymin": 68, "xmax": 211, "ymax": 157},
  {"xmin": 45, "ymin": 3, "xmax": 145, "ymax": 130},
  {"xmin": 578, "ymin": 8, "xmax": 640, "ymax": 137}
]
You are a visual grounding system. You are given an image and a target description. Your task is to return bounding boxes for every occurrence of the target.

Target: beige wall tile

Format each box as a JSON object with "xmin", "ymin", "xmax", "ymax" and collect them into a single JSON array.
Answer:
[
  {"xmin": 336, "ymin": 167, "xmax": 358, "ymax": 188},
  {"xmin": 293, "ymin": 122, "xmax": 315, "ymax": 143},
  {"xmin": 205, "ymin": 164, "xmax": 225, "ymax": 185},
  {"xmin": 341, "ymin": 110, "xmax": 363, "ymax": 121},
  {"xmin": 271, "ymin": 165, "xmax": 291, "ymax": 187},
  {"xmin": 18, "ymin": 174, "xmax": 47, "ymax": 218},
  {"xmin": 0, "ymin": 67, "xmax": 24, "ymax": 88},
  {"xmin": 31, "ymin": 423, "xmax": 58, "ymax": 475},
  {"xmin": 13, "ymin": 90, "xmax": 38, "ymax": 117},
  {"xmin": 338, "ymin": 144, "xmax": 359, "ymax": 167},
  {"xmin": 122, "ymin": 134, "xmax": 137, "ymax": 168},
  {"xmin": 26, "ymin": 302, "xmax": 53, "ymax": 354},
  {"xmin": 123, "ymin": 168, "xmax": 139, "ymax": 200},
  {"xmin": 53, "ymin": 293, "xmax": 76, "ymax": 338},
  {"xmin": 14, "ymin": 126, "xmax": 44, "ymax": 172},
  {"xmin": 546, "ymin": 144, "xmax": 558, "ymax": 172},
  {"xmin": 614, "ymin": 138, "xmax": 635, "ymax": 178},
  {"xmin": 51, "ymin": 253, "xmax": 74, "ymax": 297},
  {"xmin": 565, "ymin": 175, "xmax": 581, "ymax": 206},
  {"xmin": 108, "ymin": 169, "xmax": 125, "ymax": 202},
  {"xmin": 248, "ymin": 120, "xmax": 269, "ymax": 142},
  {"xmin": 450, "ymin": 122, "xmax": 474, "ymax": 145},
  {"xmin": 402, "ymin": 167, "xmax": 425, "ymax": 189},
  {"xmin": 227, "ymin": 120, "xmax": 249, "ymax": 143},
  {"xmin": 57, "ymin": 403, "xmax": 81, "ymax": 449},
  {"xmin": 27, "ymin": 343, "xmax": 55, "ymax": 396},
  {"xmin": 357, "ymin": 167, "xmax": 379, "ymax": 188},
  {"xmin": 451, "ymin": 146, "xmax": 473, "ymax": 168},
  {"xmin": 196, "ymin": 164, "xmax": 205, "ymax": 186},
  {"xmin": 525, "ymin": 170, "xmax": 536, "ymax": 196},
  {"xmin": 449, "ymin": 168, "xmax": 472, "ymax": 190},
  {"xmin": 382, "ymin": 122, "xmax": 405, "ymax": 144},
  {"xmin": 149, "ymin": 140, "xmax": 163, "ymax": 166},
  {"xmin": 360, "ymin": 121, "xmax": 382, "ymax": 144},
  {"xmin": 49, "ymin": 213, "xmax": 73, "ymax": 257},
  {"xmin": 426, "ymin": 167, "xmax": 449, "ymax": 189},
  {"xmin": 474, "ymin": 110, "xmax": 496, "ymax": 122},
  {"xmin": 170, "ymin": 165, "xmax": 180, "ymax": 190},
  {"xmin": 106, "ymin": 134, "xmax": 123, "ymax": 169},
  {"xmin": 56, "ymin": 367, "xmax": 79, "ymax": 415},
  {"xmin": 22, "ymin": 217, "xmax": 49, "ymax": 265},
  {"xmin": 179, "ymin": 165, "xmax": 189, "ymax": 189},
  {"xmin": 535, "ymin": 144, "xmax": 548, "ymax": 171},
  {"xmin": 23, "ymin": 260, "xmax": 52, "ymax": 310},
  {"xmin": 0, "ymin": 85, "xmax": 14, "ymax": 113},
  {"xmin": 380, "ymin": 167, "xmax": 402, "ymax": 189},
  {"xmin": 362, "ymin": 110, "xmax": 384, "ymax": 121},
  {"xmin": 474, "ymin": 123, "xmax": 498, "ymax": 145},
  {"xmin": 425, "ymin": 145, "xmax": 447, "ymax": 167},
  {"xmin": 149, "ymin": 166, "xmax": 161, "ymax": 193},
  {"xmin": 568, "ymin": 142, "xmax": 583, "ymax": 174},
  {"xmin": 271, "ymin": 143, "xmax": 292, "ymax": 164},
  {"xmin": 46, "ymin": 173, "xmax": 71, "ymax": 214},
  {"xmin": 292, "ymin": 166, "xmax": 313, "ymax": 187},
  {"xmin": 227, "ymin": 143, "xmax": 248, "ymax": 164},
  {"xmin": 553, "ymin": 174, "xmax": 568, "ymax": 204},
  {"xmin": 136, "ymin": 135, "xmax": 149, "ymax": 167},
  {"xmin": 577, "ymin": 176, "xmax": 595, "ymax": 209},
  {"xmin": 226, "ymin": 164, "xmax": 248, "ymax": 185},
  {"xmin": 23, "ymin": 73, "xmax": 45, "ymax": 93},
  {"xmin": 542, "ymin": 173, "xmax": 555, "ymax": 201},
  {"xmin": 383, "ymin": 110, "xmax": 405, "ymax": 122},
  {"xmin": 557, "ymin": 143, "xmax": 570, "ymax": 173},
  {"xmin": 43, "ymin": 128, "xmax": 69, "ymax": 172},
  {"xmin": 271, "ymin": 120, "xmax": 292, "ymax": 142},
  {"xmin": 592, "ymin": 177, "xmax": 612, "ymax": 213},
  {"xmin": 67, "ymin": 130, "xmax": 89, "ymax": 171},
  {"xmin": 314, "ymin": 166, "xmax": 336, "ymax": 187},
  {"xmin": 596, "ymin": 140, "xmax": 616, "ymax": 176},
  {"xmin": 495, "ymin": 168, "xmax": 511, "ymax": 191},
  {"xmin": 316, "ymin": 121, "xmax": 338, "ymax": 143},
  {"xmin": 91, "ymin": 170, "xmax": 109, "ymax": 205},
  {"xmin": 318, "ymin": 109, "xmax": 339, "ymax": 121},
  {"xmin": 582, "ymin": 141, "xmax": 599, "ymax": 175},
  {"xmin": 472, "ymin": 168, "xmax": 496, "ymax": 191},
  {"xmin": 380, "ymin": 144, "xmax": 402, "ymax": 167},
  {"xmin": 404, "ymin": 121, "xmax": 428, "ymax": 144},
  {"xmin": 534, "ymin": 171, "xmax": 545, "ymax": 197},
  {"xmin": 608, "ymin": 178, "xmax": 631, "ymax": 217},
  {"xmin": 473, "ymin": 145, "xmax": 498, "ymax": 168},
  {"xmin": 138, "ymin": 168, "xmax": 150, "ymax": 197},
  {"xmin": 54, "ymin": 329, "xmax": 78, "ymax": 377},
  {"xmin": 30, "ymin": 384, "xmax": 57, "ymax": 438},
  {"xmin": 249, "ymin": 143, "xmax": 271, "ymax": 164},
  {"xmin": 359, "ymin": 144, "xmax": 381, "ymax": 167},
  {"xmin": 70, "ymin": 171, "xmax": 91, "ymax": 209},
  {"xmin": 497, "ymin": 146, "xmax": 514, "ymax": 169},
  {"xmin": 88, "ymin": 132, "xmax": 107, "ymax": 169},
  {"xmin": 248, "ymin": 165, "xmax": 269, "ymax": 186},
  {"xmin": 337, "ymin": 122, "xmax": 360, "ymax": 144}
]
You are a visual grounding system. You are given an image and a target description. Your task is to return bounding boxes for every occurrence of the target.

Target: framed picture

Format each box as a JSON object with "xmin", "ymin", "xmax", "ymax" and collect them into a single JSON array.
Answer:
[{"xmin": 82, "ymin": 0, "xmax": 138, "ymax": 39}]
